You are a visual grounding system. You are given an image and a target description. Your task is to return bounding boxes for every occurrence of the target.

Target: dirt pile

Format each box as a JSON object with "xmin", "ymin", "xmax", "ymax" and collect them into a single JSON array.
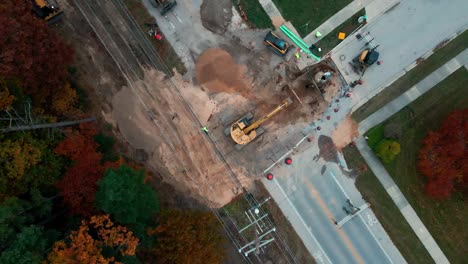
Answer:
[
  {"xmin": 196, "ymin": 48, "xmax": 253, "ymax": 98},
  {"xmin": 332, "ymin": 116, "xmax": 359, "ymax": 150},
  {"xmin": 200, "ymin": 0, "xmax": 233, "ymax": 34},
  {"xmin": 110, "ymin": 69, "xmax": 249, "ymax": 207}
]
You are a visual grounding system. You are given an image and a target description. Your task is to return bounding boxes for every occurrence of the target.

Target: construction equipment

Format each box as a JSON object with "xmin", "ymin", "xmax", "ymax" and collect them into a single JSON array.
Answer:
[
  {"xmin": 149, "ymin": 0, "xmax": 177, "ymax": 16},
  {"xmin": 31, "ymin": 0, "xmax": 63, "ymax": 24},
  {"xmin": 264, "ymin": 31, "xmax": 290, "ymax": 56},
  {"xmin": 227, "ymin": 98, "xmax": 292, "ymax": 146},
  {"xmin": 357, "ymin": 47, "xmax": 380, "ymax": 66}
]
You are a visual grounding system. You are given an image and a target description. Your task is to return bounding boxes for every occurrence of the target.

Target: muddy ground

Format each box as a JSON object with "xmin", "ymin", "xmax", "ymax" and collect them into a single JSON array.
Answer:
[{"xmin": 59, "ymin": 0, "xmax": 346, "ymax": 208}]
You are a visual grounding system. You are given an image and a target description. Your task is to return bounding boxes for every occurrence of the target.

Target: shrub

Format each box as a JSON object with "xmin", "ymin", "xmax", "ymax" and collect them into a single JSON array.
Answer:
[{"xmin": 375, "ymin": 139, "xmax": 400, "ymax": 163}]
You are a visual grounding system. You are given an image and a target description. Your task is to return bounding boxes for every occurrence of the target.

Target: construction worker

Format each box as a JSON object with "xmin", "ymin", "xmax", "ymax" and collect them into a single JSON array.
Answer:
[{"xmin": 201, "ymin": 126, "xmax": 209, "ymax": 135}]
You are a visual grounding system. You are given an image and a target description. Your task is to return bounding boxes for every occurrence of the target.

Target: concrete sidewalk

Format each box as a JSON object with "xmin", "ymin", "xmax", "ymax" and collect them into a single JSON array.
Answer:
[
  {"xmin": 355, "ymin": 137, "xmax": 449, "ymax": 264},
  {"xmin": 353, "ymin": 49, "xmax": 468, "ymax": 264},
  {"xmin": 359, "ymin": 48, "xmax": 468, "ymax": 134},
  {"xmin": 258, "ymin": 0, "xmax": 286, "ymax": 28}
]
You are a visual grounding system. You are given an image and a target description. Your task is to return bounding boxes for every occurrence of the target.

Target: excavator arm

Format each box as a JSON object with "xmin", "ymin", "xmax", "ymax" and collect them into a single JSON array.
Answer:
[
  {"xmin": 243, "ymin": 98, "xmax": 292, "ymax": 134},
  {"xmin": 230, "ymin": 98, "xmax": 292, "ymax": 145}
]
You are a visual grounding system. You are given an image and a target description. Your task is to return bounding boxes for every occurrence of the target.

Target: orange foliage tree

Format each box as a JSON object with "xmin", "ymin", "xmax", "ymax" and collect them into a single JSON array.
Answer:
[
  {"xmin": 46, "ymin": 214, "xmax": 139, "ymax": 264},
  {"xmin": 146, "ymin": 210, "xmax": 226, "ymax": 264},
  {"xmin": 54, "ymin": 123, "xmax": 121, "ymax": 215},
  {"xmin": 417, "ymin": 110, "xmax": 467, "ymax": 199}
]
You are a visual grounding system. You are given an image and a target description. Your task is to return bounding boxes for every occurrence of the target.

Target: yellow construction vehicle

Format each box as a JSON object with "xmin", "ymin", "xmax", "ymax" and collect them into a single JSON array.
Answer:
[
  {"xmin": 226, "ymin": 98, "xmax": 292, "ymax": 147},
  {"xmin": 31, "ymin": 0, "xmax": 63, "ymax": 24}
]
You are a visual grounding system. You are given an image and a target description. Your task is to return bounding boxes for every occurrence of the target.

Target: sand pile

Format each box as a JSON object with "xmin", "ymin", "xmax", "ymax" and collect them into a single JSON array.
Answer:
[{"xmin": 196, "ymin": 48, "xmax": 252, "ymax": 98}]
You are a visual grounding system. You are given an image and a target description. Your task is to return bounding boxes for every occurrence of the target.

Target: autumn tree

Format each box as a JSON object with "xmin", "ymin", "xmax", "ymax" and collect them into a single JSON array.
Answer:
[
  {"xmin": 0, "ymin": 137, "xmax": 41, "ymax": 199},
  {"xmin": 375, "ymin": 139, "xmax": 401, "ymax": 163},
  {"xmin": 51, "ymin": 82, "xmax": 78, "ymax": 117},
  {"xmin": 45, "ymin": 214, "xmax": 139, "ymax": 264},
  {"xmin": 0, "ymin": 80, "xmax": 15, "ymax": 110},
  {"xmin": 418, "ymin": 110, "xmax": 467, "ymax": 199},
  {"xmin": 95, "ymin": 165, "xmax": 159, "ymax": 235},
  {"xmin": 54, "ymin": 123, "xmax": 121, "ymax": 216},
  {"xmin": 0, "ymin": 0, "xmax": 73, "ymax": 108},
  {"xmin": 146, "ymin": 210, "xmax": 226, "ymax": 264}
]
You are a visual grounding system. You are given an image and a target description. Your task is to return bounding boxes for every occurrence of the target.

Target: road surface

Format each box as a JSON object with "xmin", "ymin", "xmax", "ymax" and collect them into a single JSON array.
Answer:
[{"xmin": 263, "ymin": 140, "xmax": 406, "ymax": 264}]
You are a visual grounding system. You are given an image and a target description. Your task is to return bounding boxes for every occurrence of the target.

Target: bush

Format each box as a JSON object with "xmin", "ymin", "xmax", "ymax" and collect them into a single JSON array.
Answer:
[
  {"xmin": 384, "ymin": 123, "xmax": 403, "ymax": 139},
  {"xmin": 375, "ymin": 139, "xmax": 400, "ymax": 163}
]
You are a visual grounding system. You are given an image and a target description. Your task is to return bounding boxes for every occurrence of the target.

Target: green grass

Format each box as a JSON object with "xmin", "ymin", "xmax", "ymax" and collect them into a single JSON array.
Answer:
[
  {"xmin": 342, "ymin": 146, "xmax": 433, "ymax": 264},
  {"xmin": 122, "ymin": 0, "xmax": 186, "ymax": 75},
  {"xmin": 352, "ymin": 29, "xmax": 468, "ymax": 122},
  {"xmin": 365, "ymin": 68, "xmax": 468, "ymax": 262},
  {"xmin": 235, "ymin": 0, "xmax": 274, "ymax": 29},
  {"xmin": 313, "ymin": 9, "xmax": 365, "ymax": 54},
  {"xmin": 364, "ymin": 123, "xmax": 384, "ymax": 149},
  {"xmin": 272, "ymin": 0, "xmax": 352, "ymax": 37}
]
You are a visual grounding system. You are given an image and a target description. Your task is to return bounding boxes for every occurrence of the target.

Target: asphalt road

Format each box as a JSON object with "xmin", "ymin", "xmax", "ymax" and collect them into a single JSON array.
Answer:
[{"xmin": 263, "ymin": 140, "xmax": 406, "ymax": 264}]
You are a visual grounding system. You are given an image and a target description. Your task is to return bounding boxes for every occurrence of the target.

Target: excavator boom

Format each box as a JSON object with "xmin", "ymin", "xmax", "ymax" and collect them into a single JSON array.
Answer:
[
  {"xmin": 244, "ymin": 98, "xmax": 292, "ymax": 134},
  {"xmin": 230, "ymin": 98, "xmax": 292, "ymax": 145}
]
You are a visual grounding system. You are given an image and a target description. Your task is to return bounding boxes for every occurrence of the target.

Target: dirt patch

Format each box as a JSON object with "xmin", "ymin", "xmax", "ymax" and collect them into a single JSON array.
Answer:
[
  {"xmin": 196, "ymin": 48, "xmax": 253, "ymax": 99},
  {"xmin": 318, "ymin": 135, "xmax": 338, "ymax": 163},
  {"xmin": 200, "ymin": 0, "xmax": 233, "ymax": 35},
  {"xmin": 271, "ymin": 16, "xmax": 285, "ymax": 28},
  {"xmin": 331, "ymin": 116, "xmax": 358, "ymax": 150}
]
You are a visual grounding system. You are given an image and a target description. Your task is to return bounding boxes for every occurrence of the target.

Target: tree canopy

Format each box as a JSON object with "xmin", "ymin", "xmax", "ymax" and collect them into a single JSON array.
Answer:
[
  {"xmin": 418, "ymin": 110, "xmax": 467, "ymax": 199},
  {"xmin": 0, "ymin": 226, "xmax": 47, "ymax": 264},
  {"xmin": 45, "ymin": 214, "xmax": 139, "ymax": 264},
  {"xmin": 54, "ymin": 123, "xmax": 121, "ymax": 216},
  {"xmin": 0, "ymin": 0, "xmax": 73, "ymax": 108},
  {"xmin": 146, "ymin": 210, "xmax": 226, "ymax": 264},
  {"xmin": 95, "ymin": 165, "xmax": 160, "ymax": 229}
]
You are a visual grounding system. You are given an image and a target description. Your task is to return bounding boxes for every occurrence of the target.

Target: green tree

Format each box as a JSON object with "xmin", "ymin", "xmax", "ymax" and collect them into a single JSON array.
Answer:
[
  {"xmin": 0, "ymin": 197, "xmax": 29, "ymax": 247},
  {"xmin": 375, "ymin": 139, "xmax": 401, "ymax": 163},
  {"xmin": 95, "ymin": 165, "xmax": 159, "ymax": 231},
  {"xmin": 0, "ymin": 190, "xmax": 52, "ymax": 248},
  {"xmin": 0, "ymin": 226, "xmax": 47, "ymax": 264}
]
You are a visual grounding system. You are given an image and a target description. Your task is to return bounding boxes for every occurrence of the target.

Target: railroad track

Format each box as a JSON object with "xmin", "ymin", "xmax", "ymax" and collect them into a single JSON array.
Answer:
[{"xmin": 72, "ymin": 0, "xmax": 298, "ymax": 263}]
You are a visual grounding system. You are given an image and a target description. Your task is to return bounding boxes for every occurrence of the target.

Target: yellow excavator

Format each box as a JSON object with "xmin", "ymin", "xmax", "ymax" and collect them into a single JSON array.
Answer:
[
  {"xmin": 31, "ymin": 0, "xmax": 63, "ymax": 24},
  {"xmin": 226, "ymin": 98, "xmax": 292, "ymax": 147}
]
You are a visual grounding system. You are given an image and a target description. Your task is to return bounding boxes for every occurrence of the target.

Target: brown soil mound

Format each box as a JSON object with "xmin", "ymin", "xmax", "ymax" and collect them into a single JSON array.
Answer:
[
  {"xmin": 196, "ymin": 48, "xmax": 252, "ymax": 98},
  {"xmin": 332, "ymin": 116, "xmax": 359, "ymax": 150}
]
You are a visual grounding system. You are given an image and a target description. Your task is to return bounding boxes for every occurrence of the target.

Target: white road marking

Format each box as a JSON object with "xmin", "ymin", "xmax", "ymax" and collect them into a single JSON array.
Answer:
[
  {"xmin": 172, "ymin": 11, "xmax": 183, "ymax": 23},
  {"xmin": 272, "ymin": 178, "xmax": 332, "ymax": 264},
  {"xmin": 330, "ymin": 171, "xmax": 394, "ymax": 264}
]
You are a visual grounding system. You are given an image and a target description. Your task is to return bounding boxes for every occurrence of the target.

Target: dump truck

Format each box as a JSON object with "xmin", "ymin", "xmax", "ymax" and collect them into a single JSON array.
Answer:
[
  {"xmin": 225, "ymin": 98, "xmax": 292, "ymax": 148},
  {"xmin": 31, "ymin": 0, "xmax": 63, "ymax": 24},
  {"xmin": 264, "ymin": 31, "xmax": 290, "ymax": 56},
  {"xmin": 149, "ymin": 0, "xmax": 177, "ymax": 16}
]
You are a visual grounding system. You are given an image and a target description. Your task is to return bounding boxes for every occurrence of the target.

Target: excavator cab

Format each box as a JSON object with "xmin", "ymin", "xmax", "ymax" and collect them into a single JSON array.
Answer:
[
  {"xmin": 358, "ymin": 48, "xmax": 379, "ymax": 65},
  {"xmin": 227, "ymin": 98, "xmax": 292, "ymax": 147},
  {"xmin": 31, "ymin": 0, "xmax": 63, "ymax": 24}
]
